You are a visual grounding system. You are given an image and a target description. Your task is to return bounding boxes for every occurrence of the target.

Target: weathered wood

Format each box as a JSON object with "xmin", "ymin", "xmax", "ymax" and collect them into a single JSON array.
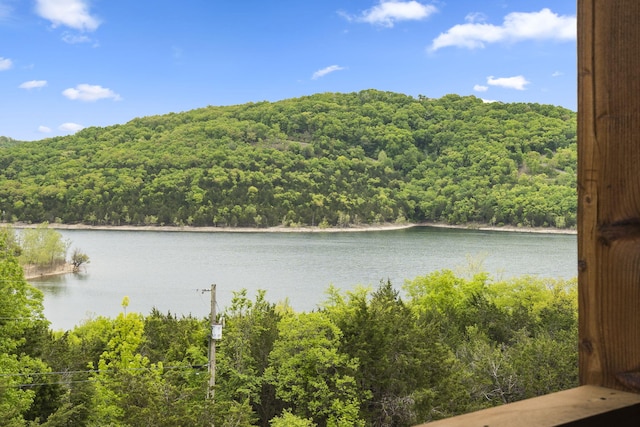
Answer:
[
  {"xmin": 417, "ymin": 386, "xmax": 640, "ymax": 426},
  {"xmin": 578, "ymin": 0, "xmax": 640, "ymax": 391}
]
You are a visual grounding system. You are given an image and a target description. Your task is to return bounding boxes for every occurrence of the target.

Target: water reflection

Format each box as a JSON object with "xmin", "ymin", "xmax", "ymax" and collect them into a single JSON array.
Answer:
[
  {"xmin": 31, "ymin": 275, "xmax": 69, "ymax": 296},
  {"xmin": 31, "ymin": 272, "xmax": 90, "ymax": 296}
]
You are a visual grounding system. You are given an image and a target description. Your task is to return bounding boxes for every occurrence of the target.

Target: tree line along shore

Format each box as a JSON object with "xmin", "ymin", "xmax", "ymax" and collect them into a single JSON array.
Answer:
[{"xmin": 9, "ymin": 220, "xmax": 576, "ymax": 235}]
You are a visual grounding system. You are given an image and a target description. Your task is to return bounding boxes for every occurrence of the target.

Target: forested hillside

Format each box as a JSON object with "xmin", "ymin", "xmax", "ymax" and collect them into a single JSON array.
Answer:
[
  {"xmin": 0, "ymin": 136, "xmax": 21, "ymax": 148},
  {"xmin": 0, "ymin": 90, "xmax": 576, "ymax": 228}
]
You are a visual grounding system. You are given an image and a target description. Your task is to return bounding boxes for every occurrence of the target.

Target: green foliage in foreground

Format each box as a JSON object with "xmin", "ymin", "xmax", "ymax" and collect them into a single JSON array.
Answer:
[
  {"xmin": 0, "ymin": 91, "xmax": 576, "ymax": 228},
  {"xmin": 0, "ymin": 239, "xmax": 577, "ymax": 425}
]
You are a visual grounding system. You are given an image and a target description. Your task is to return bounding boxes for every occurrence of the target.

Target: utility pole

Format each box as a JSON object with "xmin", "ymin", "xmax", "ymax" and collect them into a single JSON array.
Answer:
[
  {"xmin": 207, "ymin": 283, "xmax": 217, "ymax": 401},
  {"xmin": 204, "ymin": 283, "xmax": 222, "ymax": 427}
]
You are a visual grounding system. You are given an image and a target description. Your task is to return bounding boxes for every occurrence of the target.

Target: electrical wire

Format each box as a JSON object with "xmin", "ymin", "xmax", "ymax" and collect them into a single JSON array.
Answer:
[
  {"xmin": 0, "ymin": 364, "xmax": 207, "ymax": 379},
  {"xmin": 0, "ymin": 364, "xmax": 209, "ymax": 389}
]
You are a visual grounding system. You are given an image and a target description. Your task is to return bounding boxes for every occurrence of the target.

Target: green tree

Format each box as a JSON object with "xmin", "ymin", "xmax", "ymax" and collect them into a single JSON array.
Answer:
[
  {"xmin": 215, "ymin": 289, "xmax": 281, "ymax": 426},
  {"xmin": 270, "ymin": 409, "xmax": 316, "ymax": 427},
  {"xmin": 88, "ymin": 299, "xmax": 214, "ymax": 426},
  {"xmin": 403, "ymin": 270, "xmax": 492, "ymax": 347},
  {"xmin": 456, "ymin": 326, "xmax": 520, "ymax": 406},
  {"xmin": 70, "ymin": 248, "xmax": 90, "ymax": 272},
  {"xmin": 265, "ymin": 311, "xmax": 365, "ymax": 427},
  {"xmin": 0, "ymin": 226, "xmax": 20, "ymax": 256},
  {"xmin": 19, "ymin": 223, "xmax": 69, "ymax": 268},
  {"xmin": 325, "ymin": 281, "xmax": 464, "ymax": 426},
  {"xmin": 0, "ymin": 226, "xmax": 57, "ymax": 425}
]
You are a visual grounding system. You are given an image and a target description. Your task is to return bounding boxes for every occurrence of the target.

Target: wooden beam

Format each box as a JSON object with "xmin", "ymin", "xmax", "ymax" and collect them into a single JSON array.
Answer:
[
  {"xmin": 578, "ymin": 0, "xmax": 640, "ymax": 391},
  {"xmin": 417, "ymin": 386, "xmax": 640, "ymax": 427}
]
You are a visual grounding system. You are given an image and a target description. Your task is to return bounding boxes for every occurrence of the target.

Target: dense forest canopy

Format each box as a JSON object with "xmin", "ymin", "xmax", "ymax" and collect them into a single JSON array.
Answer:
[
  {"xmin": 0, "ymin": 90, "xmax": 576, "ymax": 228},
  {"xmin": 0, "ymin": 136, "xmax": 21, "ymax": 148}
]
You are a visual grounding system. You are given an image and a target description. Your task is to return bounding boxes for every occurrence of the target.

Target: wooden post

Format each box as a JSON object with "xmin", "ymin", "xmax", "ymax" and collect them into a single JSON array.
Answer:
[
  {"xmin": 578, "ymin": 0, "xmax": 640, "ymax": 391},
  {"xmin": 208, "ymin": 284, "xmax": 217, "ymax": 400}
]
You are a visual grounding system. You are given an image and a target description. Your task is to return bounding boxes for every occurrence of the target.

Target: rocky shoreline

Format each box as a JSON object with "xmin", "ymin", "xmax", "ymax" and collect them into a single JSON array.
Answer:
[
  {"xmin": 23, "ymin": 263, "xmax": 75, "ymax": 280},
  {"xmin": 11, "ymin": 221, "xmax": 576, "ymax": 235}
]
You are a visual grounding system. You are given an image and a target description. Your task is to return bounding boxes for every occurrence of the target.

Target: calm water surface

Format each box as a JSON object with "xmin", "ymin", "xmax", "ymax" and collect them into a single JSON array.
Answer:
[{"xmin": 29, "ymin": 226, "xmax": 577, "ymax": 330}]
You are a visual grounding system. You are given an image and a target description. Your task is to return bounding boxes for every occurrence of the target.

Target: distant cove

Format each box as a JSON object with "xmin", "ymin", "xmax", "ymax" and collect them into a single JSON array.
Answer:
[{"xmin": 29, "ymin": 226, "xmax": 577, "ymax": 331}]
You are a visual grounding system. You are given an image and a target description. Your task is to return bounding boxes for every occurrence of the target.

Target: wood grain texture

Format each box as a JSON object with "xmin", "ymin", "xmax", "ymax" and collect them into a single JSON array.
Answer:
[
  {"xmin": 417, "ymin": 386, "xmax": 640, "ymax": 427},
  {"xmin": 578, "ymin": 0, "xmax": 640, "ymax": 390}
]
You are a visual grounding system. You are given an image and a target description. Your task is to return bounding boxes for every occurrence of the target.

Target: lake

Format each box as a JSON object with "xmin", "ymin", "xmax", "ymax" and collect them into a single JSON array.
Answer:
[{"xmin": 28, "ymin": 226, "xmax": 577, "ymax": 331}]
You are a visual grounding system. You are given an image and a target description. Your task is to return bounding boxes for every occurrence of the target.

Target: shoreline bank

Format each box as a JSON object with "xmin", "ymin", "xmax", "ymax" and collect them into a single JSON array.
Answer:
[
  {"xmin": 422, "ymin": 222, "xmax": 576, "ymax": 235},
  {"xmin": 23, "ymin": 263, "xmax": 74, "ymax": 281},
  {"xmin": 8, "ymin": 221, "xmax": 576, "ymax": 235}
]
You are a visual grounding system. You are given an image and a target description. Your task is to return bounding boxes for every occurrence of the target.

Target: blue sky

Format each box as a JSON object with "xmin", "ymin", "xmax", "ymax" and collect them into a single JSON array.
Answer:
[{"xmin": 1, "ymin": 0, "xmax": 576, "ymax": 141}]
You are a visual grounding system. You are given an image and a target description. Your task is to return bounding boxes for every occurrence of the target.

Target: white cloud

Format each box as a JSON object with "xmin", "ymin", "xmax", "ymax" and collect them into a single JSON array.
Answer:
[
  {"xmin": 35, "ymin": 0, "xmax": 100, "ymax": 32},
  {"xmin": 312, "ymin": 65, "xmax": 345, "ymax": 80},
  {"xmin": 62, "ymin": 84, "xmax": 122, "ymax": 101},
  {"xmin": 62, "ymin": 32, "xmax": 92, "ymax": 44},
  {"xmin": 59, "ymin": 122, "xmax": 83, "ymax": 132},
  {"xmin": 0, "ymin": 56, "xmax": 13, "ymax": 70},
  {"xmin": 344, "ymin": 1, "xmax": 437, "ymax": 28},
  {"xmin": 19, "ymin": 80, "xmax": 48, "ymax": 89},
  {"xmin": 487, "ymin": 75, "xmax": 530, "ymax": 90},
  {"xmin": 465, "ymin": 12, "xmax": 487, "ymax": 24},
  {"xmin": 38, "ymin": 125, "xmax": 52, "ymax": 133},
  {"xmin": 473, "ymin": 84, "xmax": 488, "ymax": 92},
  {"xmin": 552, "ymin": 71, "xmax": 563, "ymax": 77},
  {"xmin": 481, "ymin": 99, "xmax": 499, "ymax": 104},
  {"xmin": 430, "ymin": 8, "xmax": 575, "ymax": 51}
]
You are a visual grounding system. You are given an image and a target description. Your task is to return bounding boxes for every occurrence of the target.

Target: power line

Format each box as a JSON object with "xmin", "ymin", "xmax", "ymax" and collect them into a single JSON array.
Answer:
[
  {"xmin": 5, "ymin": 379, "xmax": 94, "ymax": 388},
  {"xmin": 0, "ymin": 364, "xmax": 208, "ymax": 389},
  {"xmin": 0, "ymin": 364, "xmax": 207, "ymax": 379}
]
